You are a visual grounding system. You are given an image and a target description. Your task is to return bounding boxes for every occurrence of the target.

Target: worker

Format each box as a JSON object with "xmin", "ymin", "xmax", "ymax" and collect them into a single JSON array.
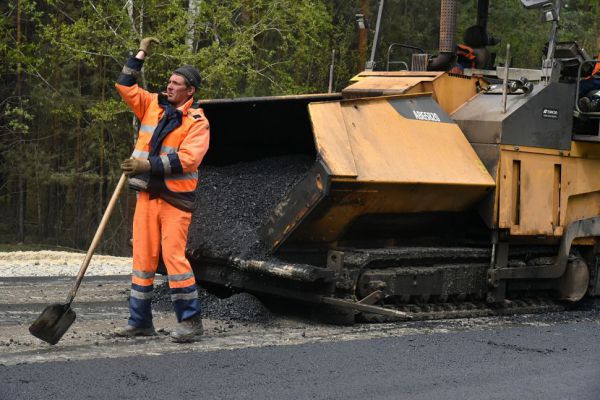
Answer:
[
  {"xmin": 578, "ymin": 50, "xmax": 600, "ymax": 112},
  {"xmin": 114, "ymin": 37, "xmax": 210, "ymax": 343},
  {"xmin": 451, "ymin": 25, "xmax": 493, "ymax": 74}
]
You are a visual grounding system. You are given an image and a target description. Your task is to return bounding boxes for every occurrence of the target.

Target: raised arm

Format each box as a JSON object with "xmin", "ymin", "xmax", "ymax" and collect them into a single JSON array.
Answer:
[{"xmin": 114, "ymin": 37, "xmax": 160, "ymax": 120}]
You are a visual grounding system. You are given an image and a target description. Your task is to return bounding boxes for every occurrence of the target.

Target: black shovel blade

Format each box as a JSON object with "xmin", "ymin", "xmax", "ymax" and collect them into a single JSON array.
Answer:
[{"xmin": 29, "ymin": 303, "xmax": 76, "ymax": 345}]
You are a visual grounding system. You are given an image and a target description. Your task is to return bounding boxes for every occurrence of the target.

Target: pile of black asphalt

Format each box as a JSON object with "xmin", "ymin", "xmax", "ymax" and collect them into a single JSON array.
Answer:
[
  {"xmin": 152, "ymin": 282, "xmax": 274, "ymax": 324},
  {"xmin": 187, "ymin": 155, "xmax": 312, "ymax": 261},
  {"xmin": 155, "ymin": 156, "xmax": 314, "ymax": 326}
]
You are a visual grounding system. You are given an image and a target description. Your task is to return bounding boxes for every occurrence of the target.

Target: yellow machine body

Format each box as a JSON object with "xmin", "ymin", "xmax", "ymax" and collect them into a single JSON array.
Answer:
[
  {"xmin": 264, "ymin": 70, "xmax": 600, "ymax": 251},
  {"xmin": 343, "ymin": 71, "xmax": 484, "ymax": 114},
  {"xmin": 496, "ymin": 143, "xmax": 600, "ymax": 238},
  {"xmin": 265, "ymin": 92, "xmax": 495, "ymax": 250}
]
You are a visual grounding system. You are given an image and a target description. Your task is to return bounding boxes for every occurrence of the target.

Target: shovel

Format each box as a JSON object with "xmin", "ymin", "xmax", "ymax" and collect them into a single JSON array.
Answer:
[{"xmin": 29, "ymin": 173, "xmax": 128, "ymax": 345}]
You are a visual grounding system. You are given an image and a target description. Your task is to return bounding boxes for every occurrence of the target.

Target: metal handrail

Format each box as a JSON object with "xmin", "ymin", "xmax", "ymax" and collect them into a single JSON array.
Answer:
[
  {"xmin": 386, "ymin": 43, "xmax": 426, "ymax": 71},
  {"xmin": 388, "ymin": 61, "xmax": 409, "ymax": 71}
]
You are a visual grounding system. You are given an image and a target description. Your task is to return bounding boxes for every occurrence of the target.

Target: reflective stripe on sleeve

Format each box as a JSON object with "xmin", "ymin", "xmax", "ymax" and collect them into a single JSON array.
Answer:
[
  {"xmin": 132, "ymin": 150, "xmax": 150, "ymax": 158},
  {"xmin": 160, "ymin": 145, "xmax": 178, "ymax": 154},
  {"xmin": 121, "ymin": 65, "xmax": 140, "ymax": 77},
  {"xmin": 128, "ymin": 176, "xmax": 148, "ymax": 190},
  {"xmin": 160, "ymin": 155, "xmax": 172, "ymax": 175},
  {"xmin": 166, "ymin": 172, "xmax": 198, "ymax": 181},
  {"xmin": 139, "ymin": 124, "xmax": 156, "ymax": 133}
]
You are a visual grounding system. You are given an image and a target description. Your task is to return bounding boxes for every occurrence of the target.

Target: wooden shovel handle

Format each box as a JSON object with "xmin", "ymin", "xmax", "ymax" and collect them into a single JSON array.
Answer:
[{"xmin": 66, "ymin": 173, "xmax": 128, "ymax": 304}]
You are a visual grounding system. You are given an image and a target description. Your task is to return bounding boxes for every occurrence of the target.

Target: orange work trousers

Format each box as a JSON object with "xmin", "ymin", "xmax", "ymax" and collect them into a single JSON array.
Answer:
[{"xmin": 128, "ymin": 192, "xmax": 200, "ymax": 328}]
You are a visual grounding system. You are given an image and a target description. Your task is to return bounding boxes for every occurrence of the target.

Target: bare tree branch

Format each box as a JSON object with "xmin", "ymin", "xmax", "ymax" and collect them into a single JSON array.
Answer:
[{"xmin": 87, "ymin": 0, "xmax": 121, "ymax": 38}]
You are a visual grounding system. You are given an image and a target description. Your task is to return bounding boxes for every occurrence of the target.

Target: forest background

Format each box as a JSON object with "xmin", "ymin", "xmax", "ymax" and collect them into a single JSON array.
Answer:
[{"xmin": 1, "ymin": 0, "xmax": 599, "ymax": 256}]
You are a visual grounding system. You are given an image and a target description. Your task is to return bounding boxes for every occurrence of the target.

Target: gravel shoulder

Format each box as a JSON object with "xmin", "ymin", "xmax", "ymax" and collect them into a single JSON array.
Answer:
[{"xmin": 0, "ymin": 251, "xmax": 131, "ymax": 277}]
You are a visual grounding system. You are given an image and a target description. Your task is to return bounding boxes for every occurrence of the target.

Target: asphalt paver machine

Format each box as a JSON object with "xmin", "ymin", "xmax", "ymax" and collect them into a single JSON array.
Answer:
[{"xmin": 186, "ymin": 0, "xmax": 600, "ymax": 322}]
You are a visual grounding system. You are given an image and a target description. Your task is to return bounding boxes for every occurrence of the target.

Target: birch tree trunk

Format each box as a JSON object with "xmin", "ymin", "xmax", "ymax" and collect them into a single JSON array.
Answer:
[
  {"xmin": 186, "ymin": 0, "xmax": 201, "ymax": 52},
  {"xmin": 125, "ymin": 0, "xmax": 141, "ymax": 140},
  {"xmin": 358, "ymin": 0, "xmax": 369, "ymax": 72},
  {"xmin": 125, "ymin": 0, "xmax": 134, "ymax": 26},
  {"xmin": 16, "ymin": 0, "xmax": 25, "ymax": 242},
  {"xmin": 73, "ymin": 62, "xmax": 82, "ymax": 247}
]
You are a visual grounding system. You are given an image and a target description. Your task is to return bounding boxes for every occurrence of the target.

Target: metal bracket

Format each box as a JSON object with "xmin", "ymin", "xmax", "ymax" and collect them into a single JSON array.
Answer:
[
  {"xmin": 489, "ymin": 216, "xmax": 600, "ymax": 282},
  {"xmin": 321, "ymin": 296, "xmax": 410, "ymax": 320},
  {"xmin": 327, "ymin": 250, "xmax": 344, "ymax": 274},
  {"xmin": 358, "ymin": 290, "xmax": 385, "ymax": 305},
  {"xmin": 487, "ymin": 240, "xmax": 508, "ymax": 302}
]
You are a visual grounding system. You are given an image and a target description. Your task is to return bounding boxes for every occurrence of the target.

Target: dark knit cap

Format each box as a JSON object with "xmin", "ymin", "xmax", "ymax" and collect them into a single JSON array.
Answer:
[
  {"xmin": 174, "ymin": 65, "xmax": 202, "ymax": 88},
  {"xmin": 464, "ymin": 25, "xmax": 487, "ymax": 48}
]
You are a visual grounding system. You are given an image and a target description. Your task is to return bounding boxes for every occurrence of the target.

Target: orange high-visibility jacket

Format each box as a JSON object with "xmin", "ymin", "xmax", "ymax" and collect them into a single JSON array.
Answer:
[
  {"xmin": 586, "ymin": 54, "xmax": 600, "ymax": 79},
  {"xmin": 115, "ymin": 56, "xmax": 209, "ymax": 211},
  {"xmin": 456, "ymin": 44, "xmax": 477, "ymax": 69}
]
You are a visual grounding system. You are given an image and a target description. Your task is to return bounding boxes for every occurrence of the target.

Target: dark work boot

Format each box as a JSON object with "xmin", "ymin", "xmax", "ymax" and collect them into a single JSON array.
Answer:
[
  {"xmin": 114, "ymin": 324, "xmax": 157, "ymax": 337},
  {"xmin": 170, "ymin": 315, "xmax": 204, "ymax": 343}
]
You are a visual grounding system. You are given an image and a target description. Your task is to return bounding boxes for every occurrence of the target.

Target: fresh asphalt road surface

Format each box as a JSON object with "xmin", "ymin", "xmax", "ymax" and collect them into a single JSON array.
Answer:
[{"xmin": 1, "ymin": 318, "xmax": 599, "ymax": 400}]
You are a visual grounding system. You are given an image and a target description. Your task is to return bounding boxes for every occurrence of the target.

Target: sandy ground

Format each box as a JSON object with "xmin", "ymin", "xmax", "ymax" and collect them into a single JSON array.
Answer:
[{"xmin": 0, "ymin": 251, "xmax": 131, "ymax": 277}]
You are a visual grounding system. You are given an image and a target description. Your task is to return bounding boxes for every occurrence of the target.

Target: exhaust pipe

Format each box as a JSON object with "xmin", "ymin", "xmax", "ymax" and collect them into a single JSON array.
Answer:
[
  {"xmin": 428, "ymin": 0, "xmax": 457, "ymax": 71},
  {"xmin": 477, "ymin": 0, "xmax": 489, "ymax": 36}
]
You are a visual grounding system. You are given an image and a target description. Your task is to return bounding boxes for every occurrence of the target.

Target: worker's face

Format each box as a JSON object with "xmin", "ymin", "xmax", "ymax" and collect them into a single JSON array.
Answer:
[{"xmin": 165, "ymin": 74, "xmax": 196, "ymax": 107}]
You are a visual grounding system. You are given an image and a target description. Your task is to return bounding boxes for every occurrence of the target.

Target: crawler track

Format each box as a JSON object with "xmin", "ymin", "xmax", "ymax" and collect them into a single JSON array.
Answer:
[{"xmin": 365, "ymin": 297, "xmax": 566, "ymax": 322}]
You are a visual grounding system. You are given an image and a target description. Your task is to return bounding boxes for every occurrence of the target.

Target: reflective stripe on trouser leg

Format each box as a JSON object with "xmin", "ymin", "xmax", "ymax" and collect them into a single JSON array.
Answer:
[
  {"xmin": 159, "ymin": 199, "xmax": 201, "ymax": 322},
  {"xmin": 129, "ymin": 192, "xmax": 160, "ymax": 328},
  {"xmin": 128, "ymin": 283, "xmax": 154, "ymax": 328},
  {"xmin": 170, "ymin": 285, "xmax": 201, "ymax": 322}
]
